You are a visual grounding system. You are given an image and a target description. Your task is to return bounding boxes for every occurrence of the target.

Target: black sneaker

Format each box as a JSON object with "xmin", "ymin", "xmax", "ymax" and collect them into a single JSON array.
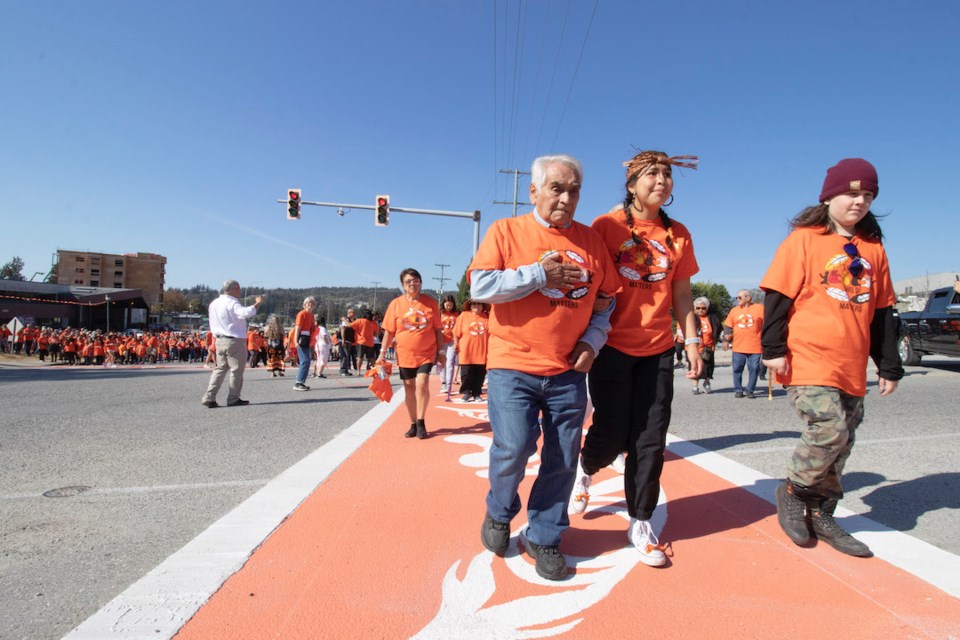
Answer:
[
  {"xmin": 227, "ymin": 399, "xmax": 250, "ymax": 406},
  {"xmin": 746, "ymin": 391, "xmax": 756, "ymax": 399},
  {"xmin": 810, "ymin": 501, "xmax": 872, "ymax": 557},
  {"xmin": 404, "ymin": 423, "xmax": 417, "ymax": 438},
  {"xmin": 735, "ymin": 391, "xmax": 744, "ymax": 398},
  {"xmin": 522, "ymin": 534, "xmax": 568, "ymax": 581},
  {"xmin": 775, "ymin": 482, "xmax": 811, "ymax": 545},
  {"xmin": 481, "ymin": 513, "xmax": 510, "ymax": 556},
  {"xmin": 416, "ymin": 419, "xmax": 428, "ymax": 439},
  {"xmin": 293, "ymin": 383, "xmax": 310, "ymax": 391},
  {"xmin": 201, "ymin": 400, "xmax": 219, "ymax": 408}
]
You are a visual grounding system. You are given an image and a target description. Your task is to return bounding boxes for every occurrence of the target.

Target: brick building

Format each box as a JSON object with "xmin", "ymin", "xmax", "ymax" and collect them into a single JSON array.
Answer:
[{"xmin": 54, "ymin": 250, "xmax": 166, "ymax": 305}]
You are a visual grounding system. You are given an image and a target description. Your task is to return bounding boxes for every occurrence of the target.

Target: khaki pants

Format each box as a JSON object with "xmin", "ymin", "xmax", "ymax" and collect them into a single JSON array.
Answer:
[{"xmin": 202, "ymin": 336, "xmax": 247, "ymax": 405}]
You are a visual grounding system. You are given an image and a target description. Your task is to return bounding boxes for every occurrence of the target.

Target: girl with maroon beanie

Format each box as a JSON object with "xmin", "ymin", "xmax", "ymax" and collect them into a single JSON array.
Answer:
[{"xmin": 761, "ymin": 158, "xmax": 903, "ymax": 557}]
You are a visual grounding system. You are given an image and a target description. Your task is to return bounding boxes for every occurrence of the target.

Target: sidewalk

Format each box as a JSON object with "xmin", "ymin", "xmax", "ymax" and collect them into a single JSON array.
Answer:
[{"xmin": 69, "ymin": 377, "xmax": 960, "ymax": 639}]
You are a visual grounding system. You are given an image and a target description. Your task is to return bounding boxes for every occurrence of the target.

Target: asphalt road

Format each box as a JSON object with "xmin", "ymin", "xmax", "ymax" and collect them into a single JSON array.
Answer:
[
  {"xmin": 0, "ymin": 361, "xmax": 382, "ymax": 640},
  {"xmin": 1, "ymin": 355, "xmax": 957, "ymax": 640}
]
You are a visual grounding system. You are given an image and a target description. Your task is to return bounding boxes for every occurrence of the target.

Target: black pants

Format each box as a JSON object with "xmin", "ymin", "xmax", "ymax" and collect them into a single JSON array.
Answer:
[
  {"xmin": 582, "ymin": 345, "xmax": 675, "ymax": 520},
  {"xmin": 459, "ymin": 364, "xmax": 486, "ymax": 396}
]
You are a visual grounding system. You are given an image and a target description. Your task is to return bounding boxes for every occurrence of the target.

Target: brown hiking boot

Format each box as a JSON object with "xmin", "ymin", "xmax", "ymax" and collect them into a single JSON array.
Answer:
[
  {"xmin": 810, "ymin": 500, "xmax": 872, "ymax": 557},
  {"xmin": 775, "ymin": 481, "xmax": 811, "ymax": 545}
]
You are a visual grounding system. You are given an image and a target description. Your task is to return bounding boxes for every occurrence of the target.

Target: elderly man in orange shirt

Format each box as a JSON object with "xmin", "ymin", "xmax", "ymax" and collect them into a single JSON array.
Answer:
[
  {"xmin": 470, "ymin": 154, "xmax": 620, "ymax": 581},
  {"xmin": 722, "ymin": 289, "xmax": 765, "ymax": 398}
]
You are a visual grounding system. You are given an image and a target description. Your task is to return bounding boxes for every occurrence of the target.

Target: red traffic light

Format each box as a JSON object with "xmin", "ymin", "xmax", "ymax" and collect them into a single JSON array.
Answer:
[{"xmin": 289, "ymin": 191, "xmax": 301, "ymax": 201}]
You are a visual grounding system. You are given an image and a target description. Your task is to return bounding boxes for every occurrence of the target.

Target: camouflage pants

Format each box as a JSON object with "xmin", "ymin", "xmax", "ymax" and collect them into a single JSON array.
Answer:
[{"xmin": 785, "ymin": 386, "xmax": 864, "ymax": 500}]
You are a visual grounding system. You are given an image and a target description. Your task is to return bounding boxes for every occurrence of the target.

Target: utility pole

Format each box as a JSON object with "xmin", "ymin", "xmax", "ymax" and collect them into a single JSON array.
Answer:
[
  {"xmin": 371, "ymin": 281, "xmax": 380, "ymax": 311},
  {"xmin": 495, "ymin": 168, "xmax": 532, "ymax": 217},
  {"xmin": 434, "ymin": 263, "xmax": 451, "ymax": 298}
]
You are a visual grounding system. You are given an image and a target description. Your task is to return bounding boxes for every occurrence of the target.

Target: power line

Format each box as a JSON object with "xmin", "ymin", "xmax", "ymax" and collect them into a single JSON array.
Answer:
[{"xmin": 550, "ymin": 0, "xmax": 600, "ymax": 152}]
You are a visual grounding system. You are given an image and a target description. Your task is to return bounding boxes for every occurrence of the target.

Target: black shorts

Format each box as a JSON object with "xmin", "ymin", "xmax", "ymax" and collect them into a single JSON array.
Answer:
[
  {"xmin": 358, "ymin": 345, "xmax": 376, "ymax": 361},
  {"xmin": 398, "ymin": 363, "xmax": 433, "ymax": 380}
]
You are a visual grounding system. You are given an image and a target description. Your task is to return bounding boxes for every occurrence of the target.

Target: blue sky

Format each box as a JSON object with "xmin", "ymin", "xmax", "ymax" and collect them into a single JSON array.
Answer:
[{"xmin": 2, "ymin": 0, "xmax": 957, "ymax": 297}]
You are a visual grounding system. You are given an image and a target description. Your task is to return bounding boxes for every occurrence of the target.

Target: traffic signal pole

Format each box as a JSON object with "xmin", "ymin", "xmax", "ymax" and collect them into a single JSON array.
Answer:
[{"xmin": 276, "ymin": 197, "xmax": 482, "ymax": 257}]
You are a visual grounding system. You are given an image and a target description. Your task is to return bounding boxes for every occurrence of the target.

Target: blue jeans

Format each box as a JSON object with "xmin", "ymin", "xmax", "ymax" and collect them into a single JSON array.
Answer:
[
  {"xmin": 731, "ymin": 352, "xmax": 761, "ymax": 393},
  {"xmin": 296, "ymin": 345, "xmax": 312, "ymax": 384},
  {"xmin": 485, "ymin": 368, "xmax": 587, "ymax": 547}
]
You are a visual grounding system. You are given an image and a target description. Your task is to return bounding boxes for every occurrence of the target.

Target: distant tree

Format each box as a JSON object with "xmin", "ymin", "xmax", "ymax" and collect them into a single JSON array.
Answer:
[
  {"xmin": 0, "ymin": 256, "xmax": 26, "ymax": 281},
  {"xmin": 691, "ymin": 281, "xmax": 734, "ymax": 320},
  {"xmin": 456, "ymin": 268, "xmax": 470, "ymax": 307},
  {"xmin": 162, "ymin": 289, "xmax": 190, "ymax": 312}
]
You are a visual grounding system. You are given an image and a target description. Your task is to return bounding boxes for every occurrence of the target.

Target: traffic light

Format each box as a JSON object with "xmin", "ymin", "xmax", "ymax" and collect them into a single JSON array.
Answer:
[
  {"xmin": 375, "ymin": 194, "xmax": 390, "ymax": 227},
  {"xmin": 287, "ymin": 188, "xmax": 302, "ymax": 220}
]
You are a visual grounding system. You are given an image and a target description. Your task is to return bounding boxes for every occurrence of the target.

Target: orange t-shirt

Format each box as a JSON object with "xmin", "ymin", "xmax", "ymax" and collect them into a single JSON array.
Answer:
[
  {"xmin": 697, "ymin": 315, "xmax": 716, "ymax": 351},
  {"xmin": 381, "ymin": 294, "xmax": 442, "ymax": 368},
  {"xmin": 440, "ymin": 311, "xmax": 459, "ymax": 344},
  {"xmin": 591, "ymin": 209, "xmax": 699, "ymax": 357},
  {"xmin": 295, "ymin": 310, "xmax": 317, "ymax": 343},
  {"xmin": 350, "ymin": 318, "xmax": 379, "ymax": 347},
  {"xmin": 723, "ymin": 303, "xmax": 764, "ymax": 355},
  {"xmin": 469, "ymin": 213, "xmax": 620, "ymax": 375},
  {"xmin": 760, "ymin": 226, "xmax": 895, "ymax": 396},
  {"xmin": 453, "ymin": 310, "xmax": 489, "ymax": 366}
]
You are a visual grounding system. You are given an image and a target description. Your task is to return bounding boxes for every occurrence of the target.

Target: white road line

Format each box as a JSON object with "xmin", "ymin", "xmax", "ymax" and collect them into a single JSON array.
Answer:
[
  {"xmin": 667, "ymin": 434, "xmax": 960, "ymax": 598},
  {"xmin": 63, "ymin": 390, "xmax": 406, "ymax": 640}
]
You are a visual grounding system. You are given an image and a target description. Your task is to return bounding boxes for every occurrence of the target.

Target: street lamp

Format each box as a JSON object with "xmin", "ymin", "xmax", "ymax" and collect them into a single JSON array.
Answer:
[
  {"xmin": 105, "ymin": 294, "xmax": 110, "ymax": 333},
  {"xmin": 371, "ymin": 281, "xmax": 380, "ymax": 312}
]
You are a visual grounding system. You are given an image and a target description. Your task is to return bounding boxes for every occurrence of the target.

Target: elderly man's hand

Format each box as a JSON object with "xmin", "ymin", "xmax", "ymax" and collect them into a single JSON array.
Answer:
[
  {"xmin": 568, "ymin": 341, "xmax": 596, "ymax": 372},
  {"xmin": 592, "ymin": 294, "xmax": 613, "ymax": 313},
  {"xmin": 540, "ymin": 253, "xmax": 584, "ymax": 290}
]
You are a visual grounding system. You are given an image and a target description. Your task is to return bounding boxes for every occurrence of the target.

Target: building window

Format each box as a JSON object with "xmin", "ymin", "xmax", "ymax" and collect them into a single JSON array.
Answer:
[
  {"xmin": 73, "ymin": 279, "xmax": 84, "ymax": 285},
  {"xmin": 114, "ymin": 282, "xmax": 122, "ymax": 288},
  {"xmin": 115, "ymin": 260, "xmax": 124, "ymax": 267},
  {"xmin": 75, "ymin": 267, "xmax": 85, "ymax": 274},
  {"xmin": 75, "ymin": 256, "xmax": 85, "ymax": 262},
  {"xmin": 114, "ymin": 270, "xmax": 123, "ymax": 277},
  {"xmin": 91, "ymin": 257, "xmax": 100, "ymax": 264},
  {"xmin": 91, "ymin": 268, "xmax": 100, "ymax": 276},
  {"xmin": 90, "ymin": 280, "xmax": 99, "ymax": 286}
]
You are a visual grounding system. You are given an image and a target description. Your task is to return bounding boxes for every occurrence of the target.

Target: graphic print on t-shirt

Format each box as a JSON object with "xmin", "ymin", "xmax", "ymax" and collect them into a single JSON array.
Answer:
[
  {"xmin": 820, "ymin": 251, "xmax": 872, "ymax": 304},
  {"xmin": 401, "ymin": 307, "xmax": 429, "ymax": 332},
  {"xmin": 537, "ymin": 248, "xmax": 592, "ymax": 301},
  {"xmin": 613, "ymin": 234, "xmax": 672, "ymax": 283}
]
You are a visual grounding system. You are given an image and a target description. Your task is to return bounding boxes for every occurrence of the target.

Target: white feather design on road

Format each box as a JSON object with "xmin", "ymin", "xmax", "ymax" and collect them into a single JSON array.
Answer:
[{"xmin": 412, "ymin": 430, "xmax": 668, "ymax": 639}]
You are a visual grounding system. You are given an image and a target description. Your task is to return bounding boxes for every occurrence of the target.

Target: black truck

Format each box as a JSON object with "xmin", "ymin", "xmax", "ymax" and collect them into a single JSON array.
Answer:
[{"xmin": 898, "ymin": 285, "xmax": 960, "ymax": 365}]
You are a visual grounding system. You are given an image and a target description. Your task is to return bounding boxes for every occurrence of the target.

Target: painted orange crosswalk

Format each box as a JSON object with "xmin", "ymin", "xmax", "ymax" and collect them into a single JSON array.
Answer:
[{"xmin": 173, "ymin": 381, "xmax": 960, "ymax": 639}]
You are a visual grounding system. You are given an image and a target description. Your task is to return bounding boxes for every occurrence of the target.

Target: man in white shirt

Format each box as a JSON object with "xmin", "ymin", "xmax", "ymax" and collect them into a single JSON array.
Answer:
[{"xmin": 201, "ymin": 280, "xmax": 263, "ymax": 407}]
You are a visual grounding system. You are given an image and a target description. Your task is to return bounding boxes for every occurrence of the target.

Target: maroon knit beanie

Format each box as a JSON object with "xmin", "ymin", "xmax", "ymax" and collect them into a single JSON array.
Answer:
[{"xmin": 819, "ymin": 158, "xmax": 879, "ymax": 203}]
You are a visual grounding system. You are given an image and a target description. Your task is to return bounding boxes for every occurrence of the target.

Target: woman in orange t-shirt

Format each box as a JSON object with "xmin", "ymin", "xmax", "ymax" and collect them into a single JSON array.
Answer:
[
  {"xmin": 760, "ymin": 158, "xmax": 902, "ymax": 558},
  {"xmin": 572, "ymin": 150, "xmax": 703, "ymax": 568},
  {"xmin": 293, "ymin": 297, "xmax": 317, "ymax": 390},
  {"xmin": 438, "ymin": 295, "xmax": 460, "ymax": 392},
  {"xmin": 378, "ymin": 267, "xmax": 444, "ymax": 439},
  {"xmin": 452, "ymin": 300, "xmax": 489, "ymax": 402},
  {"xmin": 691, "ymin": 296, "xmax": 722, "ymax": 394}
]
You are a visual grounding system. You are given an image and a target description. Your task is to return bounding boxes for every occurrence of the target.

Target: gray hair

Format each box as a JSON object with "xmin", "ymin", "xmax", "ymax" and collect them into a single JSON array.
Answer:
[
  {"xmin": 693, "ymin": 296, "xmax": 710, "ymax": 309},
  {"xmin": 222, "ymin": 279, "xmax": 239, "ymax": 293},
  {"xmin": 303, "ymin": 296, "xmax": 316, "ymax": 307},
  {"xmin": 531, "ymin": 154, "xmax": 583, "ymax": 188}
]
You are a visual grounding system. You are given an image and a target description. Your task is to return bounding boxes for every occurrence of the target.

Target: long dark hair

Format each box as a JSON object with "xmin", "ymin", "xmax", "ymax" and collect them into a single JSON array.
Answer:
[
  {"xmin": 790, "ymin": 204, "xmax": 884, "ymax": 241},
  {"xmin": 441, "ymin": 294, "xmax": 458, "ymax": 313}
]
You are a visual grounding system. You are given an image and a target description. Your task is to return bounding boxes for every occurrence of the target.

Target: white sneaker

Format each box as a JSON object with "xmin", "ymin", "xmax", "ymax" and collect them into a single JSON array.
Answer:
[
  {"xmin": 569, "ymin": 466, "xmax": 592, "ymax": 514},
  {"xmin": 610, "ymin": 452, "xmax": 627, "ymax": 474},
  {"xmin": 440, "ymin": 383, "xmax": 449, "ymax": 392},
  {"xmin": 628, "ymin": 518, "xmax": 666, "ymax": 566}
]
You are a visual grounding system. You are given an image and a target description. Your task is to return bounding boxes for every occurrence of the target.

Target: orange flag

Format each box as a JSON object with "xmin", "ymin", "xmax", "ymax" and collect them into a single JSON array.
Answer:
[{"xmin": 365, "ymin": 362, "xmax": 394, "ymax": 403}]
